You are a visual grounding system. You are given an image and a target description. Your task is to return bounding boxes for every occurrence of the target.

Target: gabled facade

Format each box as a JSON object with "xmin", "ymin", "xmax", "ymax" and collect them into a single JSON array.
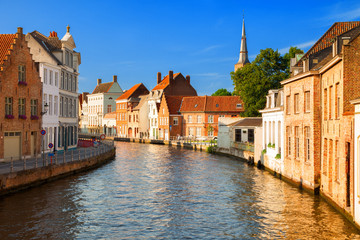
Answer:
[
  {"xmin": 259, "ymin": 89, "xmax": 284, "ymax": 175},
  {"xmin": 79, "ymin": 92, "xmax": 89, "ymax": 133},
  {"xmin": 0, "ymin": 27, "xmax": 42, "ymax": 160},
  {"xmin": 87, "ymin": 76, "xmax": 123, "ymax": 134},
  {"xmin": 26, "ymin": 26, "xmax": 81, "ymax": 151},
  {"xmin": 115, "ymin": 83, "xmax": 149, "ymax": 137},
  {"xmin": 148, "ymin": 71, "xmax": 197, "ymax": 139},
  {"xmin": 158, "ymin": 95, "xmax": 184, "ymax": 140},
  {"xmin": 180, "ymin": 96, "xmax": 244, "ymax": 138}
]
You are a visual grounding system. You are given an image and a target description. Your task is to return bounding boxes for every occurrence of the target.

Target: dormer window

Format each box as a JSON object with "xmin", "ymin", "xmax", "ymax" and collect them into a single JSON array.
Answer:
[
  {"xmin": 216, "ymin": 104, "xmax": 219, "ymax": 107},
  {"xmin": 236, "ymin": 103, "xmax": 242, "ymax": 108},
  {"xmin": 195, "ymin": 104, "xmax": 198, "ymax": 108}
]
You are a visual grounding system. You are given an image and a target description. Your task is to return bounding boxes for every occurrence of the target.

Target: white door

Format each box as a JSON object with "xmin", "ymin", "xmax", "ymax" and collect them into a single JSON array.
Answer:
[{"xmin": 4, "ymin": 132, "xmax": 21, "ymax": 160}]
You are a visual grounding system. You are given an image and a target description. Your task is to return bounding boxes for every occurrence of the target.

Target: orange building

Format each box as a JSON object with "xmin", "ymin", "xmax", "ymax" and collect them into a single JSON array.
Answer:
[
  {"xmin": 180, "ymin": 96, "xmax": 244, "ymax": 138},
  {"xmin": 158, "ymin": 95, "xmax": 184, "ymax": 140},
  {"xmin": 115, "ymin": 83, "xmax": 149, "ymax": 137}
]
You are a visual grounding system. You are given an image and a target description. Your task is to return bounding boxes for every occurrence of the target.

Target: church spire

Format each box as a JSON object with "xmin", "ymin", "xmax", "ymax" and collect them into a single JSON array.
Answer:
[{"xmin": 235, "ymin": 16, "xmax": 250, "ymax": 71}]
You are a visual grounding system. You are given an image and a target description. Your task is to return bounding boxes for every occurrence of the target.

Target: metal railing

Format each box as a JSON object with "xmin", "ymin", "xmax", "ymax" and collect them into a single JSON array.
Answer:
[
  {"xmin": 232, "ymin": 142, "xmax": 254, "ymax": 152},
  {"xmin": 0, "ymin": 140, "xmax": 114, "ymax": 175}
]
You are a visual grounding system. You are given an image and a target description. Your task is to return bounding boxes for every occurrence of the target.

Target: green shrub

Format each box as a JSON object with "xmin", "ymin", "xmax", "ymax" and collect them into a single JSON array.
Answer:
[
  {"xmin": 262, "ymin": 149, "xmax": 266, "ymax": 154},
  {"xmin": 207, "ymin": 146, "xmax": 215, "ymax": 153},
  {"xmin": 275, "ymin": 154, "xmax": 281, "ymax": 159},
  {"xmin": 267, "ymin": 143, "xmax": 272, "ymax": 147}
]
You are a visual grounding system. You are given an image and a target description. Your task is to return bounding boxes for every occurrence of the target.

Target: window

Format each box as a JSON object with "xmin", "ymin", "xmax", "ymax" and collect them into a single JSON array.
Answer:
[
  {"xmin": 335, "ymin": 83, "xmax": 340, "ymax": 119},
  {"xmin": 295, "ymin": 126, "xmax": 300, "ymax": 158},
  {"xmin": 43, "ymin": 94, "xmax": 47, "ymax": 115},
  {"xmin": 55, "ymin": 72, "xmax": 58, "ymax": 87},
  {"xmin": 54, "ymin": 96, "xmax": 58, "ymax": 116},
  {"xmin": 305, "ymin": 91, "xmax": 310, "ymax": 112},
  {"xmin": 65, "ymin": 51, "xmax": 69, "ymax": 66},
  {"xmin": 64, "ymin": 98, "xmax": 68, "ymax": 117},
  {"xmin": 208, "ymin": 127, "xmax": 214, "ymax": 137},
  {"xmin": 197, "ymin": 115, "xmax": 202, "ymax": 123},
  {"xmin": 5, "ymin": 97, "xmax": 13, "ymax": 116},
  {"xmin": 324, "ymin": 88, "xmax": 328, "ymax": 120},
  {"xmin": 44, "ymin": 68, "xmax": 47, "ymax": 84},
  {"xmin": 286, "ymin": 95, "xmax": 290, "ymax": 114},
  {"xmin": 188, "ymin": 127, "xmax": 194, "ymax": 136},
  {"xmin": 286, "ymin": 126, "xmax": 291, "ymax": 156},
  {"xmin": 60, "ymin": 97, "xmax": 63, "ymax": 116},
  {"xmin": 49, "ymin": 95, "xmax": 53, "ymax": 115},
  {"xmin": 323, "ymin": 139, "xmax": 327, "ymax": 175},
  {"xmin": 248, "ymin": 129, "xmax": 254, "ymax": 143},
  {"xmin": 208, "ymin": 115, "xmax": 214, "ymax": 123},
  {"xmin": 236, "ymin": 103, "xmax": 242, "ymax": 108},
  {"xmin": 196, "ymin": 127, "xmax": 201, "ymax": 136},
  {"xmin": 329, "ymin": 86, "xmax": 333, "ymax": 119},
  {"xmin": 173, "ymin": 117, "xmax": 178, "ymax": 125},
  {"xmin": 31, "ymin": 99, "xmax": 38, "ymax": 116},
  {"xmin": 74, "ymin": 77, "xmax": 77, "ymax": 92},
  {"xmin": 65, "ymin": 73, "xmax": 68, "ymax": 90},
  {"xmin": 335, "ymin": 140, "xmax": 339, "ymax": 181},
  {"xmin": 305, "ymin": 127, "xmax": 310, "ymax": 161},
  {"xmin": 188, "ymin": 115, "xmax": 192, "ymax": 123},
  {"xmin": 129, "ymin": 115, "xmax": 131, "ymax": 122},
  {"xmin": 61, "ymin": 72, "xmax": 64, "ymax": 89},
  {"xmin": 162, "ymin": 108, "xmax": 165, "ymax": 114},
  {"xmin": 294, "ymin": 93, "xmax": 300, "ymax": 113},
  {"xmin": 235, "ymin": 129, "xmax": 242, "ymax": 142},
  {"xmin": 107, "ymin": 105, "xmax": 112, "ymax": 113},
  {"xmin": 49, "ymin": 70, "xmax": 53, "ymax": 85},
  {"xmin": 18, "ymin": 65, "xmax": 26, "ymax": 82},
  {"xmin": 18, "ymin": 98, "xmax": 25, "ymax": 116},
  {"xmin": 69, "ymin": 99, "xmax": 72, "ymax": 117}
]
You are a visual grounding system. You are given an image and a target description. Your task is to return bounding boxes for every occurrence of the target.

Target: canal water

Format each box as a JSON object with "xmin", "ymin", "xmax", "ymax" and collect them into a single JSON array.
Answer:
[{"xmin": 0, "ymin": 142, "xmax": 360, "ymax": 239}]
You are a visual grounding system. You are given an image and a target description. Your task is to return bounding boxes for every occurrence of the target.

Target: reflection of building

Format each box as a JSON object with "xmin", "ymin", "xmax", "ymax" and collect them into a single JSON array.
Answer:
[
  {"xmin": 87, "ymin": 76, "xmax": 123, "ymax": 134},
  {"xmin": 158, "ymin": 95, "xmax": 184, "ymax": 140},
  {"xmin": 259, "ymin": 89, "xmax": 284, "ymax": 175},
  {"xmin": 26, "ymin": 26, "xmax": 81, "ymax": 151},
  {"xmin": 148, "ymin": 71, "xmax": 197, "ymax": 139},
  {"xmin": 0, "ymin": 27, "xmax": 42, "ymax": 160},
  {"xmin": 115, "ymin": 83, "xmax": 149, "ymax": 137},
  {"xmin": 135, "ymin": 95, "xmax": 150, "ymax": 138},
  {"xmin": 180, "ymin": 96, "xmax": 244, "ymax": 138}
]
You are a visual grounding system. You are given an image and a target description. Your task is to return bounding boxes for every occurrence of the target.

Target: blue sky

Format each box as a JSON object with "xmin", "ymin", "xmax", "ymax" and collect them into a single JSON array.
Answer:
[{"xmin": 1, "ymin": 0, "xmax": 360, "ymax": 95}]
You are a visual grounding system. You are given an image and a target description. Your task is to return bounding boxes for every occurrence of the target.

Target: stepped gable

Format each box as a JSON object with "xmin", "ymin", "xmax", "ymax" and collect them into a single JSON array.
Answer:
[
  {"xmin": 152, "ymin": 73, "xmax": 180, "ymax": 91},
  {"xmin": 296, "ymin": 21, "xmax": 360, "ymax": 67},
  {"xmin": 164, "ymin": 95, "xmax": 184, "ymax": 114},
  {"xmin": 92, "ymin": 82, "xmax": 114, "ymax": 94},
  {"xmin": 0, "ymin": 34, "xmax": 17, "ymax": 66}
]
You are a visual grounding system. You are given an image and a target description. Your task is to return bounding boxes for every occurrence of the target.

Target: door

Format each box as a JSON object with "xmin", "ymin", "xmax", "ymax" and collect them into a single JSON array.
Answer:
[{"xmin": 4, "ymin": 132, "xmax": 21, "ymax": 160}]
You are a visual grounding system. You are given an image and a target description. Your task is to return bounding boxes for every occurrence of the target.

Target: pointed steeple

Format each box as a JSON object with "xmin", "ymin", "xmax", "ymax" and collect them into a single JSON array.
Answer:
[{"xmin": 235, "ymin": 16, "xmax": 250, "ymax": 71}]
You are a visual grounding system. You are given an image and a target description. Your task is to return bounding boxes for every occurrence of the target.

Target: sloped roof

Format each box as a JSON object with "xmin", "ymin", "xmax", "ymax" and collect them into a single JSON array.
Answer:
[
  {"xmin": 180, "ymin": 96, "xmax": 244, "ymax": 113},
  {"xmin": 0, "ymin": 34, "xmax": 16, "ymax": 66},
  {"xmin": 104, "ymin": 111, "xmax": 117, "ymax": 119},
  {"xmin": 152, "ymin": 73, "xmax": 180, "ymax": 91},
  {"xmin": 230, "ymin": 117, "xmax": 262, "ymax": 127},
  {"xmin": 296, "ymin": 21, "xmax": 360, "ymax": 67},
  {"xmin": 164, "ymin": 95, "xmax": 184, "ymax": 114},
  {"xmin": 92, "ymin": 82, "xmax": 114, "ymax": 94},
  {"xmin": 29, "ymin": 31, "xmax": 63, "ymax": 65},
  {"xmin": 116, "ymin": 83, "xmax": 143, "ymax": 100}
]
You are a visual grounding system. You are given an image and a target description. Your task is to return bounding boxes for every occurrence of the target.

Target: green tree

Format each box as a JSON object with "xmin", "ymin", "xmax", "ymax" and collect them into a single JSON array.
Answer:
[
  {"xmin": 211, "ymin": 88, "xmax": 232, "ymax": 96},
  {"xmin": 231, "ymin": 48, "xmax": 288, "ymax": 117}
]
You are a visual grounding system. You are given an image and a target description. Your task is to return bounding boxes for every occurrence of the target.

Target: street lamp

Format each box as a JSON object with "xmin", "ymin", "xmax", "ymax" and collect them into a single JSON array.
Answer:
[{"xmin": 41, "ymin": 103, "xmax": 49, "ymax": 115}]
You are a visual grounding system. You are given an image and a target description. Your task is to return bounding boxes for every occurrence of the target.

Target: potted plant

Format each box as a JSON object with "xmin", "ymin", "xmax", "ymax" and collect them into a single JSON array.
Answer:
[
  {"xmin": 30, "ymin": 115, "xmax": 39, "ymax": 120},
  {"xmin": 275, "ymin": 153, "xmax": 281, "ymax": 159},
  {"xmin": 5, "ymin": 114, "xmax": 14, "ymax": 119},
  {"xmin": 18, "ymin": 81, "xmax": 27, "ymax": 86},
  {"xmin": 19, "ymin": 115, "xmax": 27, "ymax": 120}
]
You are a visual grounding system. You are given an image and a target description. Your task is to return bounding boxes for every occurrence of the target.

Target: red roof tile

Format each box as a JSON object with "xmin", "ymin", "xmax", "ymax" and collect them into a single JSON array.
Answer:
[
  {"xmin": 0, "ymin": 34, "xmax": 16, "ymax": 66},
  {"xmin": 180, "ymin": 96, "xmax": 244, "ymax": 113},
  {"xmin": 296, "ymin": 21, "xmax": 360, "ymax": 66},
  {"xmin": 152, "ymin": 73, "xmax": 180, "ymax": 91},
  {"xmin": 116, "ymin": 83, "xmax": 146, "ymax": 100},
  {"xmin": 164, "ymin": 95, "xmax": 185, "ymax": 114}
]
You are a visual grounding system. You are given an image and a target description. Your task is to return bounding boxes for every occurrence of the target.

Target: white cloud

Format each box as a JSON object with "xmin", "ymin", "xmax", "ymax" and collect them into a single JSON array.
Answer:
[
  {"xmin": 278, "ymin": 40, "xmax": 317, "ymax": 55},
  {"xmin": 192, "ymin": 45, "xmax": 222, "ymax": 55},
  {"xmin": 323, "ymin": 7, "xmax": 360, "ymax": 21}
]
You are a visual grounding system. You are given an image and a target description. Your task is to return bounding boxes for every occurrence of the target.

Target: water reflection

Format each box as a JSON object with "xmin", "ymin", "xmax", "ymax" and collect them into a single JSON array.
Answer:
[{"xmin": 0, "ymin": 142, "xmax": 359, "ymax": 239}]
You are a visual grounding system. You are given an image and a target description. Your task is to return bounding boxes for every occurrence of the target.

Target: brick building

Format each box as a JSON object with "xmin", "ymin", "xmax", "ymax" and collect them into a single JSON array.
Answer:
[
  {"xmin": 115, "ymin": 83, "xmax": 149, "ymax": 137},
  {"xmin": 281, "ymin": 21, "xmax": 360, "ymax": 212},
  {"xmin": 148, "ymin": 71, "xmax": 197, "ymax": 139},
  {"xmin": 158, "ymin": 95, "xmax": 184, "ymax": 140},
  {"xmin": 0, "ymin": 27, "xmax": 42, "ymax": 160},
  {"xmin": 180, "ymin": 96, "xmax": 244, "ymax": 138}
]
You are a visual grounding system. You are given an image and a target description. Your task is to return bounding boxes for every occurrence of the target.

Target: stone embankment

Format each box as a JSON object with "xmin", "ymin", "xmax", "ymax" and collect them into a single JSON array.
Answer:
[{"xmin": 0, "ymin": 143, "xmax": 115, "ymax": 196}]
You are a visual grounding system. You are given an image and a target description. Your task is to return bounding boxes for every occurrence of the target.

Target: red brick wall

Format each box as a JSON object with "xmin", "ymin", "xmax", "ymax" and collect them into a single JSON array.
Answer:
[{"xmin": 0, "ymin": 32, "xmax": 42, "ymax": 158}]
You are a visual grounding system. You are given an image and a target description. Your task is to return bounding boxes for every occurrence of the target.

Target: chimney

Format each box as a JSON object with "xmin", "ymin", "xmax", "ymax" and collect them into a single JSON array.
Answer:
[
  {"xmin": 157, "ymin": 72, "xmax": 162, "ymax": 84},
  {"xmin": 17, "ymin": 27, "xmax": 23, "ymax": 34},
  {"xmin": 169, "ymin": 70, "xmax": 173, "ymax": 84},
  {"xmin": 113, "ymin": 75, "xmax": 117, "ymax": 82},
  {"xmin": 186, "ymin": 75, "xmax": 190, "ymax": 84},
  {"xmin": 97, "ymin": 79, "xmax": 102, "ymax": 85}
]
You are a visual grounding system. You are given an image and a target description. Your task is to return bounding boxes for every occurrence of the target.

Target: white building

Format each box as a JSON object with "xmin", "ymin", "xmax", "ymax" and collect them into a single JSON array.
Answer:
[
  {"xmin": 259, "ymin": 89, "xmax": 284, "ymax": 174},
  {"xmin": 79, "ymin": 92, "xmax": 89, "ymax": 133},
  {"xmin": 87, "ymin": 76, "xmax": 123, "ymax": 134},
  {"xmin": 218, "ymin": 117, "xmax": 243, "ymax": 149},
  {"xmin": 148, "ymin": 90, "xmax": 162, "ymax": 139},
  {"xmin": 351, "ymin": 98, "xmax": 360, "ymax": 225},
  {"xmin": 26, "ymin": 26, "xmax": 81, "ymax": 152},
  {"xmin": 103, "ymin": 112, "xmax": 117, "ymax": 136}
]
